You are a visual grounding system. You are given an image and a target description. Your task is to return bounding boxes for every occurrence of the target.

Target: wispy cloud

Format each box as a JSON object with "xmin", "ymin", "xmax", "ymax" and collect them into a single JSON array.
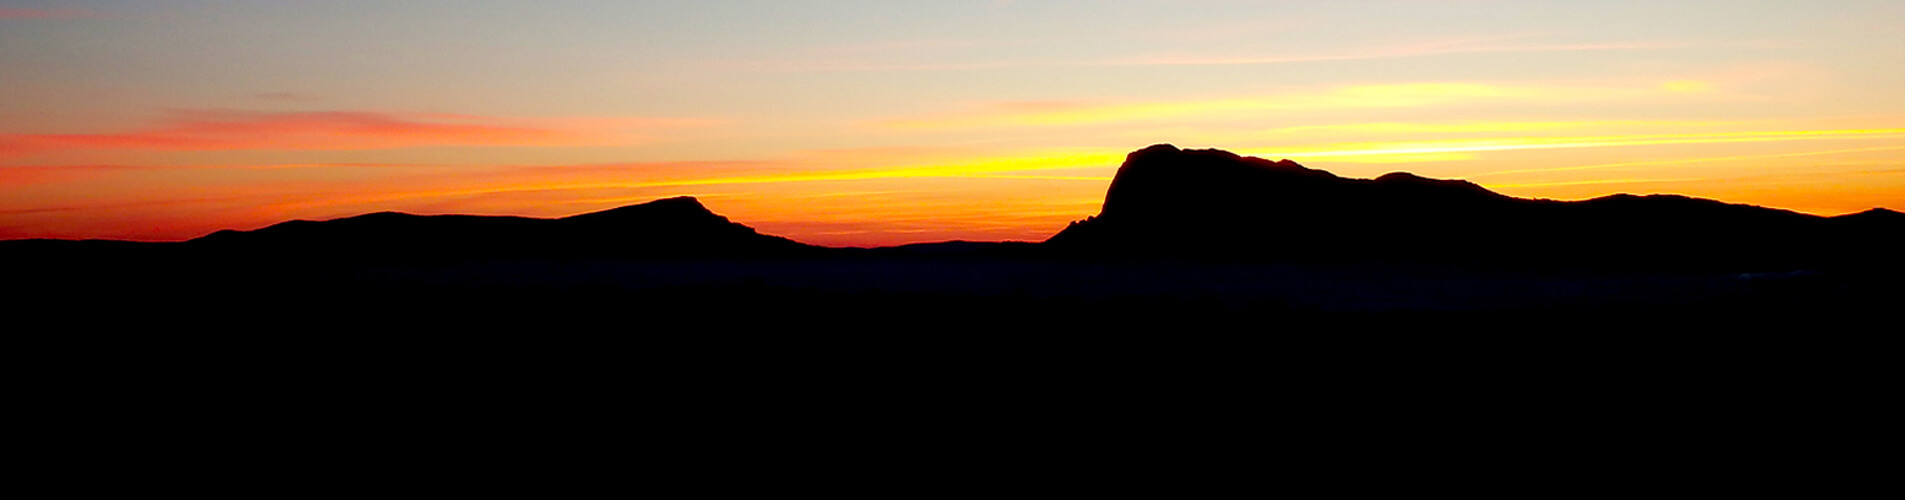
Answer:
[
  {"xmin": 0, "ymin": 110, "xmax": 718, "ymax": 156},
  {"xmin": 541, "ymin": 150, "xmax": 1125, "ymax": 189},
  {"xmin": 1268, "ymin": 119, "xmax": 1756, "ymax": 136},
  {"xmin": 1100, "ymin": 35, "xmax": 1705, "ymax": 67},
  {"xmin": 192, "ymin": 148, "xmax": 1125, "ymax": 217},
  {"xmin": 1485, "ymin": 177, "xmax": 1704, "ymax": 189},
  {"xmin": 874, "ymin": 81, "xmax": 1693, "ymax": 130},
  {"xmin": 1468, "ymin": 145, "xmax": 1905, "ymax": 178},
  {"xmin": 0, "ymin": 164, "xmax": 152, "ymax": 187},
  {"xmin": 1250, "ymin": 128, "xmax": 1905, "ymax": 163},
  {"xmin": 252, "ymin": 92, "xmax": 323, "ymax": 102},
  {"xmin": 720, "ymin": 34, "xmax": 1723, "ymax": 73},
  {"xmin": 0, "ymin": 8, "xmax": 100, "ymax": 19}
]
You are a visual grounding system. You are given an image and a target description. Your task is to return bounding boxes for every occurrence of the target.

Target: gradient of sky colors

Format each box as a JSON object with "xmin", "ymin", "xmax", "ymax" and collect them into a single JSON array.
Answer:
[{"xmin": 4, "ymin": 0, "xmax": 1901, "ymax": 246}]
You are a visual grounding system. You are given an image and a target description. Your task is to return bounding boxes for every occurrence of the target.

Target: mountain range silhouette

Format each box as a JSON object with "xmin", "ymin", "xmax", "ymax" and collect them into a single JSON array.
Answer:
[
  {"xmin": 12, "ymin": 143, "xmax": 1900, "ymax": 443},
  {"xmin": 17, "ymin": 144, "xmax": 1895, "ymax": 477},
  {"xmin": 5, "ymin": 144, "xmax": 1899, "ymax": 324},
  {"xmin": 108, "ymin": 143, "xmax": 1897, "ymax": 272}
]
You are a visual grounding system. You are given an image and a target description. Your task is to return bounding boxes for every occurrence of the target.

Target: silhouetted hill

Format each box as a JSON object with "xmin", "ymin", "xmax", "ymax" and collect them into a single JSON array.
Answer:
[
  {"xmin": 4, "ymin": 144, "xmax": 1899, "ymax": 327},
  {"xmin": 12, "ymin": 145, "xmax": 1898, "ymax": 454},
  {"xmin": 187, "ymin": 196, "xmax": 818, "ymax": 261},
  {"xmin": 1047, "ymin": 144, "xmax": 1901, "ymax": 271},
  {"xmin": 1828, "ymin": 206, "xmax": 1905, "ymax": 225}
]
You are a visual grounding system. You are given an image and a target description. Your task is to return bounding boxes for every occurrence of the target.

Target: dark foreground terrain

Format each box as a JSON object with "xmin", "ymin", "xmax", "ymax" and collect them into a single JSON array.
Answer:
[
  {"xmin": 10, "ymin": 145, "xmax": 1898, "ymax": 487},
  {"xmin": 10, "ymin": 240, "xmax": 1894, "ymax": 330},
  {"xmin": 10, "ymin": 144, "xmax": 1897, "ymax": 331}
]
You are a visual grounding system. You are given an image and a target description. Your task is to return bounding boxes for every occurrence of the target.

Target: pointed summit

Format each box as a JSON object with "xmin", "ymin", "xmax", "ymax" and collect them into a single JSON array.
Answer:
[
  {"xmin": 1131, "ymin": 143, "xmax": 1180, "ymax": 155},
  {"xmin": 562, "ymin": 196, "xmax": 728, "ymax": 226},
  {"xmin": 1053, "ymin": 145, "xmax": 1363, "ymax": 257},
  {"xmin": 1098, "ymin": 144, "xmax": 1334, "ymax": 221},
  {"xmin": 1834, "ymin": 207, "xmax": 1904, "ymax": 221},
  {"xmin": 1372, "ymin": 171, "xmax": 1503, "ymax": 199}
]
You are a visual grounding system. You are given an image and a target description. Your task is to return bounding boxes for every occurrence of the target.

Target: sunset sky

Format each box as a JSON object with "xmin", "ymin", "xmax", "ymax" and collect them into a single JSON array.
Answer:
[{"xmin": 4, "ymin": 0, "xmax": 1901, "ymax": 246}]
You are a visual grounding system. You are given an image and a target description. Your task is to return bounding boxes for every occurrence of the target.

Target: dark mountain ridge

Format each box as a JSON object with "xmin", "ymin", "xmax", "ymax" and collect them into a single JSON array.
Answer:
[
  {"xmin": 185, "ymin": 195, "xmax": 817, "ymax": 260},
  {"xmin": 1047, "ymin": 144, "xmax": 1896, "ymax": 271},
  {"xmin": 6, "ymin": 144, "xmax": 1897, "ymax": 272},
  {"xmin": 3, "ymin": 144, "xmax": 1899, "ymax": 331},
  {"xmin": 13, "ymin": 146, "xmax": 1897, "ymax": 447},
  {"xmin": 7, "ymin": 145, "xmax": 1897, "ymax": 273}
]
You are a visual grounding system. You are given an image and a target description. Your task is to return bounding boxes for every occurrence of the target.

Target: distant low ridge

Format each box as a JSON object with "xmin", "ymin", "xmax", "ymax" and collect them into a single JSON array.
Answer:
[{"xmin": 188, "ymin": 195, "xmax": 816, "ymax": 260}]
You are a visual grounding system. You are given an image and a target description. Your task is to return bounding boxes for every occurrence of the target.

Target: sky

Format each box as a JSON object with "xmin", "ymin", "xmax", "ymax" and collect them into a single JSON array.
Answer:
[{"xmin": 3, "ymin": 0, "xmax": 1901, "ymax": 246}]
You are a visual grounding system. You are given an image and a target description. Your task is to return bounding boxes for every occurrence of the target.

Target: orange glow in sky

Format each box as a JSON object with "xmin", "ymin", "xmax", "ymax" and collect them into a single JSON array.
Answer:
[{"xmin": 3, "ymin": 1, "xmax": 1901, "ymax": 246}]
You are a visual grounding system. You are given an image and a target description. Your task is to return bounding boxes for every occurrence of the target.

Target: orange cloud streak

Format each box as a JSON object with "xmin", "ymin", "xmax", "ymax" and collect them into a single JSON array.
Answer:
[
  {"xmin": 1249, "ymin": 128, "xmax": 1905, "ymax": 161},
  {"xmin": 0, "ymin": 8, "xmax": 99, "ymax": 19},
  {"xmin": 1104, "ymin": 38, "xmax": 1699, "ymax": 67},
  {"xmin": 5, "ymin": 142, "xmax": 1895, "ymax": 245},
  {"xmin": 0, "ymin": 110, "xmax": 711, "ymax": 156},
  {"xmin": 724, "ymin": 34, "xmax": 1711, "ymax": 73},
  {"xmin": 875, "ymin": 81, "xmax": 1693, "ymax": 130},
  {"xmin": 0, "ymin": 165, "xmax": 156, "ymax": 187}
]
